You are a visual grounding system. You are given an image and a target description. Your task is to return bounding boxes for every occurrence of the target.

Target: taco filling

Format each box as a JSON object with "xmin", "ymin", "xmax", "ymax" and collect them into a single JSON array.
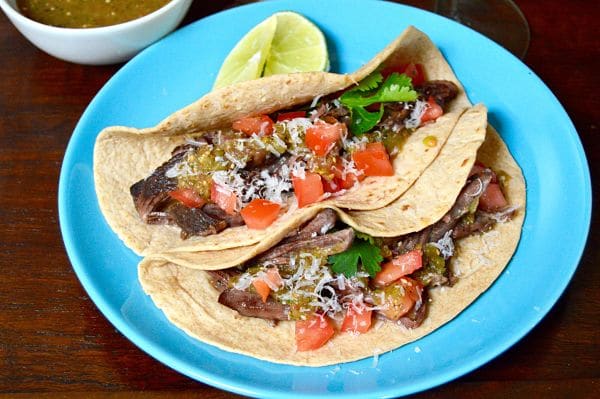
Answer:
[
  {"xmin": 130, "ymin": 67, "xmax": 459, "ymax": 239},
  {"xmin": 205, "ymin": 163, "xmax": 515, "ymax": 351}
]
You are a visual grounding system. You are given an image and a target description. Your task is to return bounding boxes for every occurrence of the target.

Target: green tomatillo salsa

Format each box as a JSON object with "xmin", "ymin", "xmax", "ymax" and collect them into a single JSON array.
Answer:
[{"xmin": 17, "ymin": 0, "xmax": 171, "ymax": 28}]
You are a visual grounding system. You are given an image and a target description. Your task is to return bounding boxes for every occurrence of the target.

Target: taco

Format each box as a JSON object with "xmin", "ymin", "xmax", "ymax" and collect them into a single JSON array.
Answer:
[
  {"xmin": 147, "ymin": 104, "xmax": 488, "ymax": 270},
  {"xmin": 94, "ymin": 26, "xmax": 468, "ymax": 256},
  {"xmin": 138, "ymin": 121, "xmax": 525, "ymax": 366}
]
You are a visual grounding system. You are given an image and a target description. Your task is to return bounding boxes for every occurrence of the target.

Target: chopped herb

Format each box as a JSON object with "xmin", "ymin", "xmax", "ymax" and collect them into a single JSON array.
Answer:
[
  {"xmin": 349, "ymin": 104, "xmax": 383, "ymax": 134},
  {"xmin": 339, "ymin": 72, "xmax": 418, "ymax": 134},
  {"xmin": 354, "ymin": 230, "xmax": 375, "ymax": 244},
  {"xmin": 353, "ymin": 71, "xmax": 383, "ymax": 92},
  {"xmin": 329, "ymin": 238, "xmax": 383, "ymax": 278}
]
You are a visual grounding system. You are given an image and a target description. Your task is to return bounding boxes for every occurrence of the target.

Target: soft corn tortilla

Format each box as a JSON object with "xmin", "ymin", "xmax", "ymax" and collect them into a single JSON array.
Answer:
[
  {"xmin": 138, "ymin": 124, "xmax": 526, "ymax": 366},
  {"xmin": 94, "ymin": 26, "xmax": 465, "ymax": 256}
]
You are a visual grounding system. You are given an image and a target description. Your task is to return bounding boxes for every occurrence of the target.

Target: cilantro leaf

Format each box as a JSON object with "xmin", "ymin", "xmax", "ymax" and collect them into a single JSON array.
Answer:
[
  {"xmin": 349, "ymin": 104, "xmax": 383, "ymax": 134},
  {"xmin": 340, "ymin": 73, "xmax": 417, "ymax": 109},
  {"xmin": 339, "ymin": 73, "xmax": 418, "ymax": 135},
  {"xmin": 329, "ymin": 240, "xmax": 383, "ymax": 278},
  {"xmin": 376, "ymin": 73, "xmax": 418, "ymax": 103},
  {"xmin": 354, "ymin": 230, "xmax": 375, "ymax": 244},
  {"xmin": 353, "ymin": 71, "xmax": 383, "ymax": 92}
]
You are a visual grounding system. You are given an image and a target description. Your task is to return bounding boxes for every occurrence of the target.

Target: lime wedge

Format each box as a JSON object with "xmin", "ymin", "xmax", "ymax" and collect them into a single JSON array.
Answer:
[
  {"xmin": 213, "ymin": 15, "xmax": 277, "ymax": 89},
  {"xmin": 213, "ymin": 12, "xmax": 329, "ymax": 89},
  {"xmin": 264, "ymin": 12, "xmax": 329, "ymax": 76}
]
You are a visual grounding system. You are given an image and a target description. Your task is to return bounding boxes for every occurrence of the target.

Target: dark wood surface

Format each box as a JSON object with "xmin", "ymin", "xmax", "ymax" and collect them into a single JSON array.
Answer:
[{"xmin": 1, "ymin": 1, "xmax": 598, "ymax": 398}]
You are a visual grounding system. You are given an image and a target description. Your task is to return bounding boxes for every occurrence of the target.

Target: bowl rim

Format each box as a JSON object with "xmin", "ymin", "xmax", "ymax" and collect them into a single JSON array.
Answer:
[{"xmin": 0, "ymin": 0, "xmax": 189, "ymax": 33}]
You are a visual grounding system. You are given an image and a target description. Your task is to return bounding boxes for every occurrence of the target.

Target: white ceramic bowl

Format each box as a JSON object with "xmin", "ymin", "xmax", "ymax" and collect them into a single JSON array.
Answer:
[{"xmin": 0, "ymin": 0, "xmax": 192, "ymax": 65}]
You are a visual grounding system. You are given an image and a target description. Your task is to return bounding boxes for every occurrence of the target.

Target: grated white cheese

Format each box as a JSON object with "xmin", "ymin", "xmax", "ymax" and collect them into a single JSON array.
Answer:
[
  {"xmin": 372, "ymin": 349, "xmax": 382, "ymax": 368},
  {"xmin": 165, "ymin": 159, "xmax": 195, "ymax": 178},
  {"xmin": 431, "ymin": 230, "xmax": 455, "ymax": 259},
  {"xmin": 224, "ymin": 151, "xmax": 246, "ymax": 169},
  {"xmin": 265, "ymin": 143, "xmax": 282, "ymax": 157},
  {"xmin": 285, "ymin": 118, "xmax": 312, "ymax": 149},
  {"xmin": 184, "ymin": 137, "xmax": 207, "ymax": 147},
  {"xmin": 405, "ymin": 99, "xmax": 427, "ymax": 129},
  {"xmin": 250, "ymin": 133, "xmax": 266, "ymax": 148},
  {"xmin": 342, "ymin": 134, "xmax": 369, "ymax": 152},
  {"xmin": 310, "ymin": 94, "xmax": 323, "ymax": 108},
  {"xmin": 233, "ymin": 272, "xmax": 253, "ymax": 290}
]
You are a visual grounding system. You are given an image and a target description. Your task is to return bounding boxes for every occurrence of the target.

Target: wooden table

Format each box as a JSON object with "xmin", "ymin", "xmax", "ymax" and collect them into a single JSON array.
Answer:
[{"xmin": 1, "ymin": 1, "xmax": 597, "ymax": 398}]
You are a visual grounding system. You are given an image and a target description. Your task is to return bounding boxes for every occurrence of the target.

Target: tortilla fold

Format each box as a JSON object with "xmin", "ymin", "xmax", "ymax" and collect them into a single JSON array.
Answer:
[{"xmin": 94, "ymin": 26, "xmax": 466, "ymax": 256}]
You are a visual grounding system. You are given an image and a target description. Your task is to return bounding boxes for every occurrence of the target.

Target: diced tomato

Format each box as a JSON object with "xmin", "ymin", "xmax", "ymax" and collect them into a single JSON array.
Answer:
[
  {"xmin": 240, "ymin": 199, "xmax": 281, "ymax": 229},
  {"xmin": 252, "ymin": 279, "xmax": 271, "ymax": 303},
  {"xmin": 295, "ymin": 315, "xmax": 335, "ymax": 351},
  {"xmin": 210, "ymin": 182, "xmax": 238, "ymax": 215},
  {"xmin": 331, "ymin": 159, "xmax": 365, "ymax": 190},
  {"xmin": 338, "ymin": 172, "xmax": 361, "ymax": 190},
  {"xmin": 352, "ymin": 142, "xmax": 394, "ymax": 176},
  {"xmin": 277, "ymin": 111, "xmax": 306, "ymax": 121},
  {"xmin": 305, "ymin": 121, "xmax": 344, "ymax": 156},
  {"xmin": 252, "ymin": 268, "xmax": 283, "ymax": 303},
  {"xmin": 168, "ymin": 188, "xmax": 206, "ymax": 208},
  {"xmin": 322, "ymin": 177, "xmax": 341, "ymax": 194},
  {"xmin": 420, "ymin": 97, "xmax": 443, "ymax": 123},
  {"xmin": 341, "ymin": 305, "xmax": 372, "ymax": 334},
  {"xmin": 265, "ymin": 267, "xmax": 283, "ymax": 288},
  {"xmin": 232, "ymin": 115, "xmax": 274, "ymax": 136},
  {"xmin": 401, "ymin": 277, "xmax": 424, "ymax": 304},
  {"xmin": 382, "ymin": 63, "xmax": 425, "ymax": 86},
  {"xmin": 402, "ymin": 63, "xmax": 425, "ymax": 86},
  {"xmin": 375, "ymin": 277, "xmax": 423, "ymax": 321},
  {"xmin": 479, "ymin": 183, "xmax": 508, "ymax": 211},
  {"xmin": 373, "ymin": 249, "xmax": 423, "ymax": 288},
  {"xmin": 292, "ymin": 172, "xmax": 324, "ymax": 207}
]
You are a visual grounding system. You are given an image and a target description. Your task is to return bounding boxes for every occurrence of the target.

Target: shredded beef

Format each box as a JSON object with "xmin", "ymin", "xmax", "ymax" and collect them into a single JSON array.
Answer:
[
  {"xmin": 202, "ymin": 204, "xmax": 245, "ymax": 227},
  {"xmin": 130, "ymin": 151, "xmax": 185, "ymax": 223},
  {"xmin": 418, "ymin": 80, "xmax": 459, "ymax": 106},
  {"xmin": 281, "ymin": 209, "xmax": 337, "ymax": 244},
  {"xmin": 218, "ymin": 289, "xmax": 290, "ymax": 321},
  {"xmin": 429, "ymin": 168, "xmax": 493, "ymax": 242},
  {"xmin": 255, "ymin": 228, "xmax": 354, "ymax": 265},
  {"xmin": 167, "ymin": 203, "xmax": 227, "ymax": 239}
]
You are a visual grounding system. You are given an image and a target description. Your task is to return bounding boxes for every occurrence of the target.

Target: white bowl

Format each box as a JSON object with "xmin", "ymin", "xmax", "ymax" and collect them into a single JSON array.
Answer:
[{"xmin": 0, "ymin": 0, "xmax": 192, "ymax": 65}]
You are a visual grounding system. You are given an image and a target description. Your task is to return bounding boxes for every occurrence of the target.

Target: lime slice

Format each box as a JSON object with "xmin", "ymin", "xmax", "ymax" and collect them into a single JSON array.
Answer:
[
  {"xmin": 213, "ymin": 15, "xmax": 277, "ymax": 89},
  {"xmin": 264, "ymin": 12, "xmax": 329, "ymax": 76}
]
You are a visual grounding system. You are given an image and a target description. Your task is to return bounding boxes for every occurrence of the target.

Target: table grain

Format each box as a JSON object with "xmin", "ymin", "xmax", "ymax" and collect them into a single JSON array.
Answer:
[{"xmin": 1, "ymin": 1, "xmax": 598, "ymax": 398}]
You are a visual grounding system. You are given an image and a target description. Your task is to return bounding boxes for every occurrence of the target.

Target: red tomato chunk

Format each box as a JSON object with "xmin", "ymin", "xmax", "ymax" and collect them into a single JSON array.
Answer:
[
  {"xmin": 240, "ymin": 199, "xmax": 281, "ymax": 229},
  {"xmin": 340, "ymin": 305, "xmax": 372, "ymax": 334},
  {"xmin": 292, "ymin": 172, "xmax": 324, "ymax": 207},
  {"xmin": 210, "ymin": 182, "xmax": 238, "ymax": 215},
  {"xmin": 296, "ymin": 315, "xmax": 335, "ymax": 351},
  {"xmin": 420, "ymin": 97, "xmax": 443, "ymax": 123},
  {"xmin": 232, "ymin": 115, "xmax": 274, "ymax": 136},
  {"xmin": 169, "ymin": 188, "xmax": 206, "ymax": 208},
  {"xmin": 352, "ymin": 142, "xmax": 394, "ymax": 176},
  {"xmin": 305, "ymin": 121, "xmax": 344, "ymax": 156},
  {"xmin": 277, "ymin": 111, "xmax": 306, "ymax": 121},
  {"xmin": 373, "ymin": 249, "xmax": 423, "ymax": 288},
  {"xmin": 252, "ymin": 268, "xmax": 283, "ymax": 303}
]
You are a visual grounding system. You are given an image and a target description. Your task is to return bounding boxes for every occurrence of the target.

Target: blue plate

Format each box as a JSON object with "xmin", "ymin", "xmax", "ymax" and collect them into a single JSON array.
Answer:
[{"xmin": 58, "ymin": 0, "xmax": 591, "ymax": 397}]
